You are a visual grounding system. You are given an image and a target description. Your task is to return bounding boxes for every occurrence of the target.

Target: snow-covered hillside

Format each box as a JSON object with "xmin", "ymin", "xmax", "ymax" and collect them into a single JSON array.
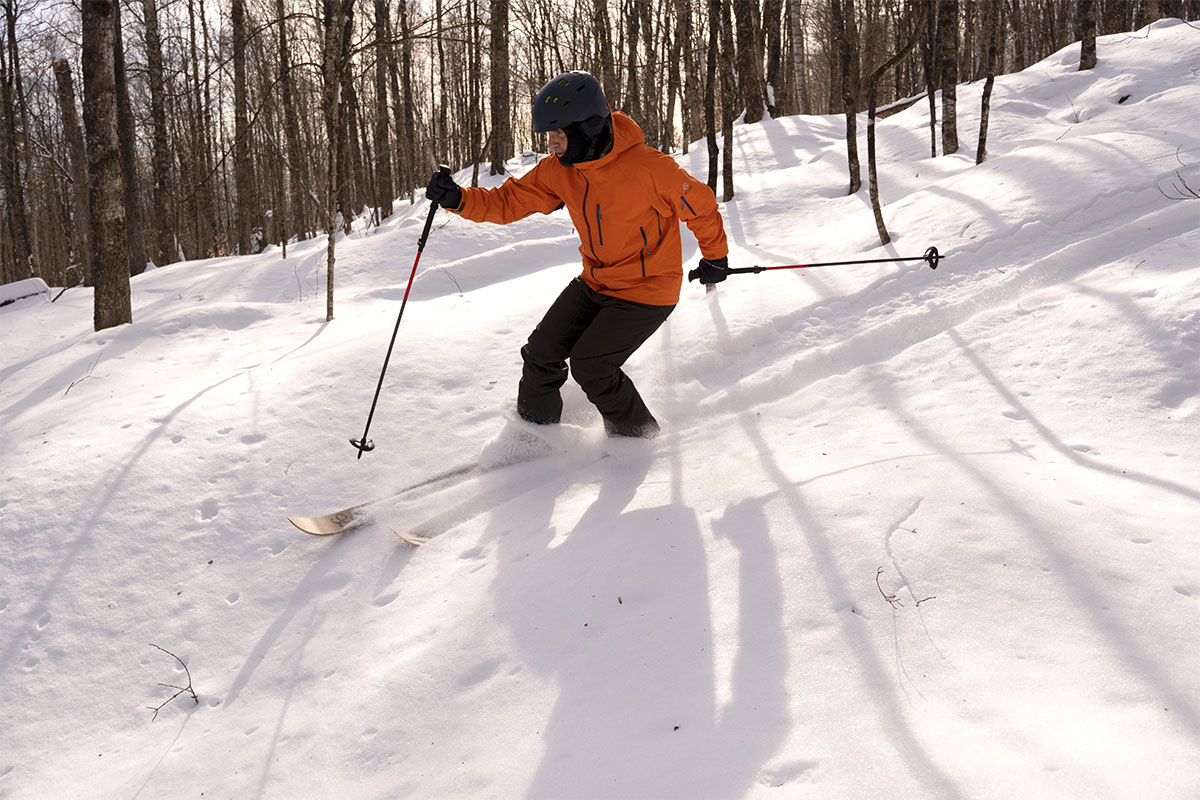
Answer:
[{"xmin": 2, "ymin": 19, "xmax": 1198, "ymax": 800}]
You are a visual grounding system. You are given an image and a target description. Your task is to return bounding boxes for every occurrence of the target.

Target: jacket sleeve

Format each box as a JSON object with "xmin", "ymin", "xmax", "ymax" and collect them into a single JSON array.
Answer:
[
  {"xmin": 453, "ymin": 159, "xmax": 563, "ymax": 224},
  {"xmin": 652, "ymin": 157, "xmax": 729, "ymax": 260}
]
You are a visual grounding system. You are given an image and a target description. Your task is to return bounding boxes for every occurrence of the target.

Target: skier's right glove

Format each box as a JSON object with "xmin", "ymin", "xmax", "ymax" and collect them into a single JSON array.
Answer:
[
  {"xmin": 425, "ymin": 170, "xmax": 463, "ymax": 210},
  {"xmin": 688, "ymin": 256, "xmax": 729, "ymax": 285}
]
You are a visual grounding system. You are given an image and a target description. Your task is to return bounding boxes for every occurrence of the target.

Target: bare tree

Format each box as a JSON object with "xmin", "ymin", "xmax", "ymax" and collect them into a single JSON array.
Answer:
[
  {"xmin": 232, "ymin": 0, "xmax": 256, "ymax": 254},
  {"xmin": 938, "ymin": 0, "xmax": 958, "ymax": 155},
  {"xmin": 864, "ymin": 3, "xmax": 921, "ymax": 244},
  {"xmin": 52, "ymin": 59, "xmax": 93, "ymax": 284},
  {"xmin": 788, "ymin": 0, "xmax": 809, "ymax": 114},
  {"xmin": 143, "ymin": 0, "xmax": 173, "ymax": 265},
  {"xmin": 0, "ymin": 18, "xmax": 31, "ymax": 284},
  {"xmin": 373, "ymin": 0, "xmax": 394, "ymax": 218},
  {"xmin": 112, "ymin": 0, "xmax": 147, "ymax": 275},
  {"xmin": 1079, "ymin": 0, "xmax": 1098, "ymax": 70},
  {"xmin": 82, "ymin": 0, "xmax": 132, "ymax": 330},
  {"xmin": 706, "ymin": 0, "xmax": 719, "ymax": 190},
  {"xmin": 323, "ymin": 0, "xmax": 354, "ymax": 320},
  {"xmin": 719, "ymin": 0, "xmax": 737, "ymax": 199},
  {"xmin": 977, "ymin": 0, "xmax": 1000, "ymax": 164},
  {"xmin": 733, "ymin": 0, "xmax": 768, "ymax": 122},
  {"xmin": 489, "ymin": 0, "xmax": 511, "ymax": 175},
  {"xmin": 277, "ymin": 0, "xmax": 308, "ymax": 241},
  {"xmin": 832, "ymin": 0, "xmax": 861, "ymax": 194}
]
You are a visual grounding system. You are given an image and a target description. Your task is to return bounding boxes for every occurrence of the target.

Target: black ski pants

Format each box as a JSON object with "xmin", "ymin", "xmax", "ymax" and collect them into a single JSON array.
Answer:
[{"xmin": 517, "ymin": 277, "xmax": 675, "ymax": 437}]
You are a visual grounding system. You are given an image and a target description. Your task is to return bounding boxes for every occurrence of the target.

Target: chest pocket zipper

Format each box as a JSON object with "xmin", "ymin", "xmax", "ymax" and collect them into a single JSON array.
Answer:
[
  {"xmin": 639, "ymin": 227, "xmax": 651, "ymax": 276},
  {"xmin": 596, "ymin": 205, "xmax": 604, "ymax": 246}
]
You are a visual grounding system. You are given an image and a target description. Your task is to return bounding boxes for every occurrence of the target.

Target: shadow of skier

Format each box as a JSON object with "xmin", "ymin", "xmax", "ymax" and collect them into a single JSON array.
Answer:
[{"xmin": 491, "ymin": 447, "xmax": 788, "ymax": 798}]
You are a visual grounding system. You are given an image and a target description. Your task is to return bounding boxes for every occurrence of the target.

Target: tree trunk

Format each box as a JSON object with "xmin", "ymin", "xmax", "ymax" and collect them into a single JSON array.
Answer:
[
  {"xmin": 277, "ymin": 0, "xmax": 308, "ymax": 240},
  {"xmin": 939, "ymin": 0, "xmax": 959, "ymax": 155},
  {"xmin": 733, "ymin": 0, "xmax": 768, "ymax": 123},
  {"xmin": 338, "ymin": 3, "xmax": 357, "ymax": 233},
  {"xmin": 82, "ymin": 0, "xmax": 132, "ymax": 330},
  {"xmin": 373, "ymin": 0, "xmax": 394, "ymax": 218},
  {"xmin": 720, "ymin": 0, "xmax": 737, "ymax": 200},
  {"xmin": 489, "ymin": 0, "xmax": 510, "ymax": 175},
  {"xmin": 977, "ymin": 0, "xmax": 999, "ymax": 164},
  {"xmin": 864, "ymin": 14, "xmax": 921, "ymax": 245},
  {"xmin": 5, "ymin": 0, "xmax": 39, "ymax": 278},
  {"xmin": 400, "ymin": 1, "xmax": 418, "ymax": 195},
  {"xmin": 789, "ymin": 0, "xmax": 809, "ymax": 114},
  {"xmin": 53, "ymin": 59, "xmax": 94, "ymax": 285},
  {"xmin": 706, "ymin": 0, "xmax": 719, "ymax": 190},
  {"xmin": 625, "ymin": 0, "xmax": 643, "ymax": 128},
  {"xmin": 763, "ymin": 0, "xmax": 784, "ymax": 114},
  {"xmin": 832, "ymin": 0, "xmax": 861, "ymax": 193},
  {"xmin": 143, "ymin": 0, "xmax": 173, "ymax": 265},
  {"xmin": 112, "ymin": 0, "xmax": 146, "ymax": 275},
  {"xmin": 1079, "ymin": 0, "xmax": 1098, "ymax": 70},
  {"xmin": 593, "ymin": 0, "xmax": 617, "ymax": 104},
  {"xmin": 322, "ymin": 0, "xmax": 353, "ymax": 320},
  {"xmin": 232, "ymin": 0, "xmax": 256, "ymax": 254},
  {"xmin": 921, "ymin": 0, "xmax": 938, "ymax": 157},
  {"xmin": 0, "ymin": 30, "xmax": 31, "ymax": 283}
]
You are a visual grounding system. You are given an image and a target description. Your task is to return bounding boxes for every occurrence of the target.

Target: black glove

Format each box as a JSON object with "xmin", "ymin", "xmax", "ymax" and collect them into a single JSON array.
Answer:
[
  {"xmin": 425, "ymin": 170, "xmax": 462, "ymax": 209},
  {"xmin": 687, "ymin": 256, "xmax": 729, "ymax": 285}
]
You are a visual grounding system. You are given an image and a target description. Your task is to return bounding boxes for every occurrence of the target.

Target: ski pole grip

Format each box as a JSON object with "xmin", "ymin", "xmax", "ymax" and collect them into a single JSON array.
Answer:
[{"xmin": 437, "ymin": 164, "xmax": 451, "ymax": 177}]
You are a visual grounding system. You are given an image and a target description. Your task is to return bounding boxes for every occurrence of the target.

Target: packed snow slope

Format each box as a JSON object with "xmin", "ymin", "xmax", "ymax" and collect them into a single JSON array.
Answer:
[{"xmin": 3, "ymin": 20, "xmax": 1199, "ymax": 800}]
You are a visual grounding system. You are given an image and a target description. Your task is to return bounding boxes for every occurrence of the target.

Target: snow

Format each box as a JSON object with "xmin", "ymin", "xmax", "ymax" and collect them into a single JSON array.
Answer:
[
  {"xmin": 2, "ymin": 20, "xmax": 1198, "ymax": 799},
  {"xmin": 0, "ymin": 277, "xmax": 49, "ymax": 306}
]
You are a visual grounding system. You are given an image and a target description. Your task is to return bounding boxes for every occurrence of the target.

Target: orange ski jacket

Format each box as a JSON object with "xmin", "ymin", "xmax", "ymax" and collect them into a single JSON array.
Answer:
[{"xmin": 451, "ymin": 112, "xmax": 728, "ymax": 307}]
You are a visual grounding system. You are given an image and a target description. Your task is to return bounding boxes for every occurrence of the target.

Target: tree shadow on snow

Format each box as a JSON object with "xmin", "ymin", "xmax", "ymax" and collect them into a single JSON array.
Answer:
[{"xmin": 699, "ymin": 292, "xmax": 967, "ymax": 799}]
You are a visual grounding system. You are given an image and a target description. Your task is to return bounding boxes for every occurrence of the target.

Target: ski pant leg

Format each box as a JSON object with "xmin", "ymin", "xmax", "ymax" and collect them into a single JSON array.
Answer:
[
  {"xmin": 517, "ymin": 278, "xmax": 601, "ymax": 424},
  {"xmin": 568, "ymin": 291, "xmax": 674, "ymax": 437}
]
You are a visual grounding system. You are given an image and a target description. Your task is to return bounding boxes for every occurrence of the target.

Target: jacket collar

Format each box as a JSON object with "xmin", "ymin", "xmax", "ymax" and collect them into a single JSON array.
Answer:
[{"xmin": 573, "ymin": 112, "xmax": 643, "ymax": 172}]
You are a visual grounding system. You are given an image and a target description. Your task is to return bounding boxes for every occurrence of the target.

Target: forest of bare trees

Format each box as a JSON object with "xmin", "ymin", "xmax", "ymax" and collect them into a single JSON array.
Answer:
[{"xmin": 2, "ymin": 0, "xmax": 1195, "ymax": 329}]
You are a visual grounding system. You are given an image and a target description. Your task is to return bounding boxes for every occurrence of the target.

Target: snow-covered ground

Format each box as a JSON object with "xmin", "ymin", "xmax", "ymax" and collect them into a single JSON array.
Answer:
[{"xmin": 2, "ymin": 20, "xmax": 1198, "ymax": 800}]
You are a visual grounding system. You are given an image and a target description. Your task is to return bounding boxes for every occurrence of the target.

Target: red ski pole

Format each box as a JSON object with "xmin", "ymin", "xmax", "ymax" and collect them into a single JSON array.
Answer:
[{"xmin": 350, "ymin": 165, "xmax": 451, "ymax": 459}]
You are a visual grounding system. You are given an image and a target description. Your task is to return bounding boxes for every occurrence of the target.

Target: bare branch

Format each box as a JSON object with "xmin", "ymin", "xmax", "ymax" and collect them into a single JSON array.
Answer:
[
  {"xmin": 876, "ymin": 566, "xmax": 903, "ymax": 609},
  {"xmin": 147, "ymin": 644, "xmax": 198, "ymax": 721}
]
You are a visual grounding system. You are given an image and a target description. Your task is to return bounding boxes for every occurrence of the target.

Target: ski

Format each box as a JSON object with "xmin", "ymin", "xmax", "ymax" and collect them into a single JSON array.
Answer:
[
  {"xmin": 287, "ymin": 461, "xmax": 481, "ymax": 535},
  {"xmin": 289, "ymin": 420, "xmax": 614, "ymax": 538},
  {"xmin": 390, "ymin": 527, "xmax": 430, "ymax": 546}
]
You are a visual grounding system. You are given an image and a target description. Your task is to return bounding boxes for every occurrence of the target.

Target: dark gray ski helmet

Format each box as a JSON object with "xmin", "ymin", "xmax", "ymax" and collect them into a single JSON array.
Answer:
[{"xmin": 532, "ymin": 71, "xmax": 610, "ymax": 133}]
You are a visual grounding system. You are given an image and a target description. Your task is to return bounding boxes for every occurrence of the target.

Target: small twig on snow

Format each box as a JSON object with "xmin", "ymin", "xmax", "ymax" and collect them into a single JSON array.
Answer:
[
  {"xmin": 63, "ymin": 355, "xmax": 102, "ymax": 397},
  {"xmin": 147, "ymin": 644, "xmax": 199, "ymax": 721},
  {"xmin": 876, "ymin": 566, "xmax": 904, "ymax": 609}
]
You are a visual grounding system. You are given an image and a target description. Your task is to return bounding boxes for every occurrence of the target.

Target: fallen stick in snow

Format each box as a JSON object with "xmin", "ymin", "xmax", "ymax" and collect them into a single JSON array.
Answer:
[{"xmin": 146, "ymin": 644, "xmax": 199, "ymax": 721}]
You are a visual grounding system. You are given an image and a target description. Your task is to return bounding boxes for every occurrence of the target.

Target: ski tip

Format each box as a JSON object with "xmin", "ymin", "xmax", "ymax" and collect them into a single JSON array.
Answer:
[
  {"xmin": 391, "ymin": 527, "xmax": 430, "ymax": 546},
  {"xmin": 289, "ymin": 513, "xmax": 361, "ymax": 536}
]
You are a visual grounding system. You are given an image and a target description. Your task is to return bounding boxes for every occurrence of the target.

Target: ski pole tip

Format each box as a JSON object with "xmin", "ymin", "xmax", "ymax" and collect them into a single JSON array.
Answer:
[{"xmin": 350, "ymin": 437, "xmax": 375, "ymax": 456}]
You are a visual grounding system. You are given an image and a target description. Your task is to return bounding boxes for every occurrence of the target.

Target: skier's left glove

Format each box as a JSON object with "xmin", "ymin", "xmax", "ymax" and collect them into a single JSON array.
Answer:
[
  {"xmin": 425, "ymin": 171, "xmax": 463, "ymax": 210},
  {"xmin": 688, "ymin": 256, "xmax": 729, "ymax": 285}
]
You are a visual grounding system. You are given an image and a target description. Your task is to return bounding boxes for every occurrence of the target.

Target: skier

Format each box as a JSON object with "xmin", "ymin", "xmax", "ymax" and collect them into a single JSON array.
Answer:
[{"xmin": 426, "ymin": 70, "xmax": 731, "ymax": 438}]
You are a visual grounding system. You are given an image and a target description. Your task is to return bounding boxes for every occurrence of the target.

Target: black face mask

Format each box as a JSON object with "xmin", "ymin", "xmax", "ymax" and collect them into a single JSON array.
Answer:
[{"xmin": 557, "ymin": 115, "xmax": 613, "ymax": 166}]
